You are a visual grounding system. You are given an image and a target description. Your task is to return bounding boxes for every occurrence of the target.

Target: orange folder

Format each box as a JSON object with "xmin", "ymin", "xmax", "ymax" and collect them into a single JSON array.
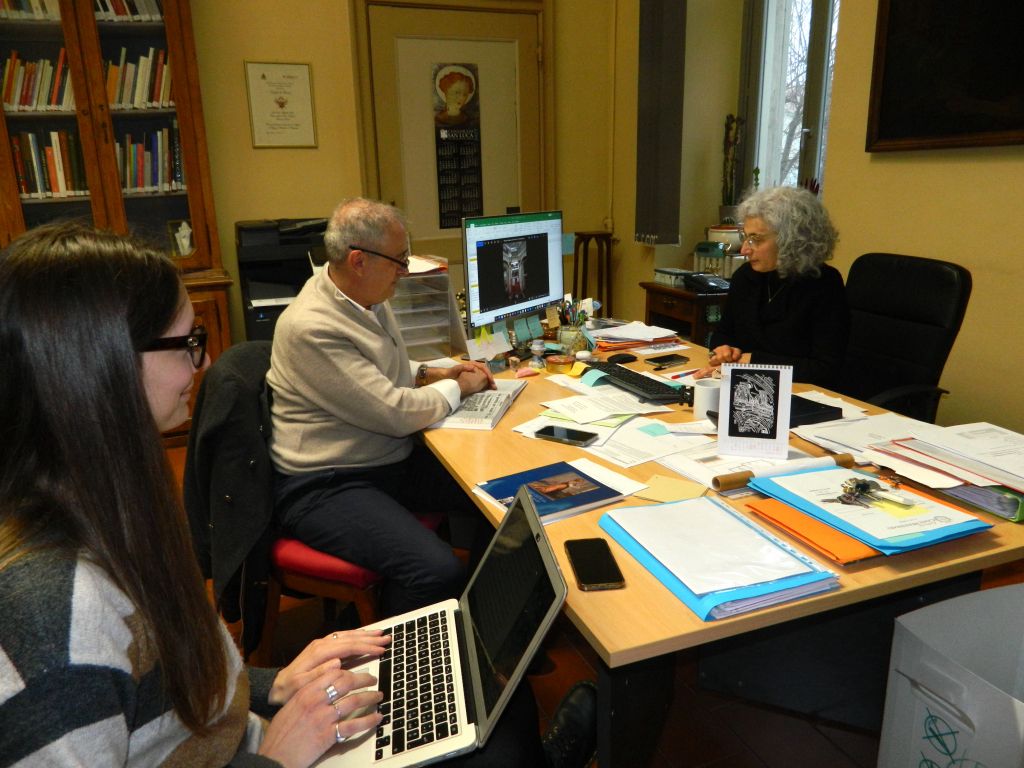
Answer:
[{"xmin": 745, "ymin": 497, "xmax": 881, "ymax": 565}]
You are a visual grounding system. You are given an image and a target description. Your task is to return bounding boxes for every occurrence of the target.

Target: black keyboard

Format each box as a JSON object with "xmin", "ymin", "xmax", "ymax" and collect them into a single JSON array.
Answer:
[
  {"xmin": 373, "ymin": 611, "xmax": 460, "ymax": 761},
  {"xmin": 586, "ymin": 360, "xmax": 690, "ymax": 404}
]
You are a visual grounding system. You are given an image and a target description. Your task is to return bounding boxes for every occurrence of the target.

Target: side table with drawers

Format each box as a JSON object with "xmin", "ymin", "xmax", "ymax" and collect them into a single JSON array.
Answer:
[{"xmin": 639, "ymin": 281, "xmax": 728, "ymax": 348}]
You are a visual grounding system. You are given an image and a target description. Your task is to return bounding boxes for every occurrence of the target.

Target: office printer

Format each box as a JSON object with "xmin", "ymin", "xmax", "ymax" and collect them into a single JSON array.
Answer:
[{"xmin": 236, "ymin": 218, "xmax": 329, "ymax": 340}]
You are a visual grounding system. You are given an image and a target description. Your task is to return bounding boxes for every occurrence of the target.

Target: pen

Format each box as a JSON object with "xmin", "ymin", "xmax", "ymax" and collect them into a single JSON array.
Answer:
[
  {"xmin": 653, "ymin": 362, "xmax": 689, "ymax": 372},
  {"xmin": 668, "ymin": 368, "xmax": 699, "ymax": 379}
]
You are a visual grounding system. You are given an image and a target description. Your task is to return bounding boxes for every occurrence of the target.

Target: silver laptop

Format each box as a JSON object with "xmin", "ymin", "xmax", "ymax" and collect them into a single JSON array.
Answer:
[{"xmin": 317, "ymin": 486, "xmax": 567, "ymax": 767}]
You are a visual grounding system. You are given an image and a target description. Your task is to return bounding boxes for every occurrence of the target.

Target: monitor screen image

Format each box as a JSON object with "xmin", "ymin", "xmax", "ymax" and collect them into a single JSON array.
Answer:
[{"xmin": 463, "ymin": 211, "xmax": 564, "ymax": 333}]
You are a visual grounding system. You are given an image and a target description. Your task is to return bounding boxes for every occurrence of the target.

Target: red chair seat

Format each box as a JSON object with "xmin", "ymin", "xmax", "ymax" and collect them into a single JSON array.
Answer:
[
  {"xmin": 250, "ymin": 510, "xmax": 446, "ymax": 666},
  {"xmin": 272, "ymin": 538, "xmax": 381, "ymax": 589}
]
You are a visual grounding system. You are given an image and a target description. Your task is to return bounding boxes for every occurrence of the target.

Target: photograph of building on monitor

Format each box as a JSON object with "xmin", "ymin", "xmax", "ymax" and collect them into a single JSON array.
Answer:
[{"xmin": 474, "ymin": 232, "xmax": 551, "ymax": 315}]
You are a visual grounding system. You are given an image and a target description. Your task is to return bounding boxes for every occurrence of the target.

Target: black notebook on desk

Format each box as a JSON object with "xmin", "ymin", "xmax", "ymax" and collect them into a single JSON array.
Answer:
[
  {"xmin": 709, "ymin": 395, "xmax": 842, "ymax": 429},
  {"xmin": 789, "ymin": 395, "xmax": 843, "ymax": 427}
]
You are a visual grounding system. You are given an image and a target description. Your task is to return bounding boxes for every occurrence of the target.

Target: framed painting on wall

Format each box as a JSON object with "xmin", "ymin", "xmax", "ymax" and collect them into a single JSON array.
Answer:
[{"xmin": 866, "ymin": 0, "xmax": 1024, "ymax": 152}]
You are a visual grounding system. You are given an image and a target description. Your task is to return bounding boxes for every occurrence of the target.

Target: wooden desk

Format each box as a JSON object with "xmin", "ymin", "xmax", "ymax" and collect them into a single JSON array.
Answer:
[
  {"xmin": 640, "ymin": 281, "xmax": 727, "ymax": 348},
  {"xmin": 422, "ymin": 351, "xmax": 1024, "ymax": 765}
]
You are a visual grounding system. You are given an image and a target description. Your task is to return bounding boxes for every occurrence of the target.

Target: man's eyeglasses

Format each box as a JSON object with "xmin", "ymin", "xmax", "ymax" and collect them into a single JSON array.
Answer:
[
  {"xmin": 143, "ymin": 325, "xmax": 208, "ymax": 368},
  {"xmin": 738, "ymin": 231, "xmax": 773, "ymax": 247},
  {"xmin": 348, "ymin": 244, "xmax": 410, "ymax": 271}
]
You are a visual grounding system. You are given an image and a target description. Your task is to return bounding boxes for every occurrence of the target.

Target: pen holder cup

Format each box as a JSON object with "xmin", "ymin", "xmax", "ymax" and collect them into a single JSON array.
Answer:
[{"xmin": 558, "ymin": 327, "xmax": 587, "ymax": 355}]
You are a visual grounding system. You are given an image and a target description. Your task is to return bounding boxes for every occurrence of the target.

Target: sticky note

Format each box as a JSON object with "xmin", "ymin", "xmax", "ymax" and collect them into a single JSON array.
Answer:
[
  {"xmin": 513, "ymin": 317, "xmax": 531, "ymax": 344},
  {"xmin": 527, "ymin": 315, "xmax": 544, "ymax": 340},
  {"xmin": 634, "ymin": 475, "xmax": 706, "ymax": 502}
]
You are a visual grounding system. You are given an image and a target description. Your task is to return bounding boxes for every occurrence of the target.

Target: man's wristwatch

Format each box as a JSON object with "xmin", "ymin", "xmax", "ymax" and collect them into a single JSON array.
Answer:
[{"xmin": 416, "ymin": 363, "xmax": 428, "ymax": 387}]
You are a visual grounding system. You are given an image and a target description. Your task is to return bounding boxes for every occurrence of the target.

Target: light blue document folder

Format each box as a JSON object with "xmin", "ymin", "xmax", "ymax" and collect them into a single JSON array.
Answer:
[
  {"xmin": 599, "ymin": 498, "xmax": 838, "ymax": 621},
  {"xmin": 748, "ymin": 468, "xmax": 992, "ymax": 555}
]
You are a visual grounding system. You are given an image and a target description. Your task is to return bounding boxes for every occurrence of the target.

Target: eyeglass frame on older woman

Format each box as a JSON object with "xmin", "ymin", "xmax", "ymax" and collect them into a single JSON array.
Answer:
[
  {"xmin": 142, "ymin": 325, "xmax": 208, "ymax": 368},
  {"xmin": 738, "ymin": 230, "xmax": 774, "ymax": 247}
]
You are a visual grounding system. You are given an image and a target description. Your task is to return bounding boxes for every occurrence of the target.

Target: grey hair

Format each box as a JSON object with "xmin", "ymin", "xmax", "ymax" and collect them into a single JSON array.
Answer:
[
  {"xmin": 737, "ymin": 186, "xmax": 838, "ymax": 278},
  {"xmin": 323, "ymin": 197, "xmax": 408, "ymax": 263}
]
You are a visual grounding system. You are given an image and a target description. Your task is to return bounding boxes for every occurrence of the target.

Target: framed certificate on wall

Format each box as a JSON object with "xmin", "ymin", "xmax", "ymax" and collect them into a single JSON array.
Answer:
[{"xmin": 245, "ymin": 61, "xmax": 317, "ymax": 148}]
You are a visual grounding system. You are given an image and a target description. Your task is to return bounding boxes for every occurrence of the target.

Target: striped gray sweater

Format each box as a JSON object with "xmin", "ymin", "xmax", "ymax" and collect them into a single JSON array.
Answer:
[{"xmin": 0, "ymin": 551, "xmax": 280, "ymax": 767}]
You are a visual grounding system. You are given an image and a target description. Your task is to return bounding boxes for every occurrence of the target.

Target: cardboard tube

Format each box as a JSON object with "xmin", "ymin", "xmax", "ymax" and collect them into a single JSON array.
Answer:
[{"xmin": 712, "ymin": 453, "xmax": 856, "ymax": 492}]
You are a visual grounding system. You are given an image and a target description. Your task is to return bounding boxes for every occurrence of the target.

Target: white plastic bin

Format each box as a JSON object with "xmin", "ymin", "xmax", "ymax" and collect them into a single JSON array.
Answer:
[{"xmin": 878, "ymin": 583, "xmax": 1024, "ymax": 768}]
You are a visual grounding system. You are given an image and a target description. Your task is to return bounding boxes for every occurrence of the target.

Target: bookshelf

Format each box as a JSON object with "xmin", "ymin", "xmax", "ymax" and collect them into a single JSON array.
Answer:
[{"xmin": 0, "ymin": 0, "xmax": 230, "ymax": 443}]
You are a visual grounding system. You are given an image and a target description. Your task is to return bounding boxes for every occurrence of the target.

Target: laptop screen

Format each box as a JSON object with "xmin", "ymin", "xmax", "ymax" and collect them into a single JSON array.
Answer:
[{"xmin": 463, "ymin": 490, "xmax": 564, "ymax": 732}]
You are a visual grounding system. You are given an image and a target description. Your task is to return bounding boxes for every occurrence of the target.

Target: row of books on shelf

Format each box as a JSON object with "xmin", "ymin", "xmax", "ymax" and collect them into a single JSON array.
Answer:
[
  {"xmin": 105, "ymin": 46, "xmax": 173, "ymax": 110},
  {"xmin": 0, "ymin": 0, "xmax": 60, "ymax": 20},
  {"xmin": 9, "ymin": 128, "xmax": 87, "ymax": 198},
  {"xmin": 2, "ymin": 48, "xmax": 75, "ymax": 112},
  {"xmin": 9, "ymin": 120, "xmax": 184, "ymax": 198},
  {"xmin": 0, "ymin": 0, "xmax": 162, "ymax": 22},
  {"xmin": 94, "ymin": 0, "xmax": 163, "ymax": 22},
  {"xmin": 115, "ymin": 121, "xmax": 185, "ymax": 193}
]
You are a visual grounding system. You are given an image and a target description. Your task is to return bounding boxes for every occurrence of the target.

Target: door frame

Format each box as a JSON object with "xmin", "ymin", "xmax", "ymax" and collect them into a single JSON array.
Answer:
[{"xmin": 351, "ymin": 0, "xmax": 556, "ymax": 210}]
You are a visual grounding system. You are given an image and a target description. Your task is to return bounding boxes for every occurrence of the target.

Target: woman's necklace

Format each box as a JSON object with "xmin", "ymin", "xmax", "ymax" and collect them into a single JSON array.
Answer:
[{"xmin": 766, "ymin": 278, "xmax": 785, "ymax": 303}]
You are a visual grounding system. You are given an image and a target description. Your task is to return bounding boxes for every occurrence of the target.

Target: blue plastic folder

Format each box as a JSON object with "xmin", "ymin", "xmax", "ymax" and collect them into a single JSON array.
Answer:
[
  {"xmin": 599, "ymin": 498, "xmax": 838, "ymax": 621},
  {"xmin": 748, "ymin": 467, "xmax": 992, "ymax": 555}
]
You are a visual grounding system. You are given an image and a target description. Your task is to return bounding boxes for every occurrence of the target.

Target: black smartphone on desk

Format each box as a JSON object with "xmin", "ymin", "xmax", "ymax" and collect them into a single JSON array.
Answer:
[
  {"xmin": 645, "ymin": 353, "xmax": 689, "ymax": 367},
  {"xmin": 564, "ymin": 538, "xmax": 625, "ymax": 591},
  {"xmin": 535, "ymin": 425, "xmax": 599, "ymax": 447}
]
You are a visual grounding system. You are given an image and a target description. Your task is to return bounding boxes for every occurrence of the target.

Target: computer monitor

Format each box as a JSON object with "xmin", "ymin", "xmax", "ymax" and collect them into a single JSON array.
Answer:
[{"xmin": 462, "ymin": 210, "xmax": 564, "ymax": 335}]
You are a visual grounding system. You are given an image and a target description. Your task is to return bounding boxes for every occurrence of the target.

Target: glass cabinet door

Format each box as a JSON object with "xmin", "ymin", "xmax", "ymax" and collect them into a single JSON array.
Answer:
[{"xmin": 1, "ymin": 5, "xmax": 95, "ymax": 236}]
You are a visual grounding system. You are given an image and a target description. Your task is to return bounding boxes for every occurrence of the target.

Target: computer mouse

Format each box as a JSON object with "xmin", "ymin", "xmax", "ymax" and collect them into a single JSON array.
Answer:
[{"xmin": 607, "ymin": 353, "xmax": 637, "ymax": 364}]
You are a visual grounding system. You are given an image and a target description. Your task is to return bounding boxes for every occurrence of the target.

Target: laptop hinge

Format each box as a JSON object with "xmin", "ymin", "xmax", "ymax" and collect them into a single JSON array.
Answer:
[{"xmin": 453, "ymin": 606, "xmax": 479, "ymax": 726}]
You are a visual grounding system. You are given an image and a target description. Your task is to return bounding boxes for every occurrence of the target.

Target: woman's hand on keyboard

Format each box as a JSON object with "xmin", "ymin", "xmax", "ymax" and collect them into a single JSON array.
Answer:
[
  {"xmin": 260, "ymin": 666, "xmax": 384, "ymax": 768},
  {"xmin": 268, "ymin": 628, "xmax": 391, "ymax": 707}
]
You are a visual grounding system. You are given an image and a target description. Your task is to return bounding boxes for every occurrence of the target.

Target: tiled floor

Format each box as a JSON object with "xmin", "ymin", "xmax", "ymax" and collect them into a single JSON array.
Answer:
[{"xmin": 171, "ymin": 445, "xmax": 1024, "ymax": 767}]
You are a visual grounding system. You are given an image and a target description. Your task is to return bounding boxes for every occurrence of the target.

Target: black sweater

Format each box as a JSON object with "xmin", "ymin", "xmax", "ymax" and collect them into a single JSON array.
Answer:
[{"xmin": 709, "ymin": 262, "xmax": 849, "ymax": 388}]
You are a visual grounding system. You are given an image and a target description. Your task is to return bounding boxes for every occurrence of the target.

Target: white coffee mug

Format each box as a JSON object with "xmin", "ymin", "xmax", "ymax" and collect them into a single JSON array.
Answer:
[{"xmin": 693, "ymin": 378, "xmax": 722, "ymax": 421}]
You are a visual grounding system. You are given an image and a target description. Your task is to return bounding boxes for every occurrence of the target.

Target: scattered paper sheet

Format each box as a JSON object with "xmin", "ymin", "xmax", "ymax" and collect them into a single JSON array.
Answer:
[
  {"xmin": 659, "ymin": 441, "xmax": 811, "ymax": 488},
  {"xmin": 585, "ymin": 418, "xmax": 712, "ymax": 468},
  {"xmin": 542, "ymin": 392, "xmax": 671, "ymax": 423},
  {"xmin": 633, "ymin": 342, "xmax": 690, "ymax": 355},
  {"xmin": 588, "ymin": 321, "xmax": 677, "ymax": 342}
]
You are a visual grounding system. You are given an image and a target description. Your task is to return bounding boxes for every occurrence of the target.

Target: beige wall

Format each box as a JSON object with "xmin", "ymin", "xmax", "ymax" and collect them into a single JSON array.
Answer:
[
  {"xmin": 192, "ymin": 1, "xmax": 1023, "ymax": 430},
  {"xmin": 192, "ymin": 1, "xmax": 365, "ymax": 342},
  {"xmin": 824, "ymin": 3, "xmax": 1024, "ymax": 429}
]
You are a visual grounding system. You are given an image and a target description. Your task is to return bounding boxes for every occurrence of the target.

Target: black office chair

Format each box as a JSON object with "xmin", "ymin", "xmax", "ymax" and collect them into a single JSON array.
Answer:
[{"xmin": 838, "ymin": 252, "xmax": 971, "ymax": 423}]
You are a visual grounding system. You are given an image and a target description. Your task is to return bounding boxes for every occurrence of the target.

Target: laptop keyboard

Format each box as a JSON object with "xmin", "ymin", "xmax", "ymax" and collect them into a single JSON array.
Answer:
[{"xmin": 373, "ymin": 611, "xmax": 460, "ymax": 761}]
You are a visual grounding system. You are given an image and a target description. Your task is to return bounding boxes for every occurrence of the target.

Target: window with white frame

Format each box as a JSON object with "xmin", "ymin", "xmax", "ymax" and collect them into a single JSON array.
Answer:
[{"xmin": 738, "ymin": 0, "xmax": 840, "ymax": 193}]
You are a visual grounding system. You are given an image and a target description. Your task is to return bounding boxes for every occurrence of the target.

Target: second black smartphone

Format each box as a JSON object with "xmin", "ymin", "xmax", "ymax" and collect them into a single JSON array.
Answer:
[
  {"xmin": 534, "ymin": 425, "xmax": 599, "ymax": 447},
  {"xmin": 564, "ymin": 538, "xmax": 625, "ymax": 591}
]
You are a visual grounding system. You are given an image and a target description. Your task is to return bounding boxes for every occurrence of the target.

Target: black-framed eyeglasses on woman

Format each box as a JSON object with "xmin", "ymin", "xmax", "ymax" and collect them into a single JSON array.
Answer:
[{"xmin": 142, "ymin": 325, "xmax": 208, "ymax": 368}]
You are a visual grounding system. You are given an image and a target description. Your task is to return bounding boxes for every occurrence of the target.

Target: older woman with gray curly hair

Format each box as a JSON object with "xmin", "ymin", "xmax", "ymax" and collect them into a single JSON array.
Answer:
[{"xmin": 697, "ymin": 186, "xmax": 849, "ymax": 387}]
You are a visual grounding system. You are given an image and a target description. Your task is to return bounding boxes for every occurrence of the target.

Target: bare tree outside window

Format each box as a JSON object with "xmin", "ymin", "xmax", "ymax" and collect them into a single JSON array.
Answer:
[{"xmin": 742, "ymin": 0, "xmax": 839, "ymax": 194}]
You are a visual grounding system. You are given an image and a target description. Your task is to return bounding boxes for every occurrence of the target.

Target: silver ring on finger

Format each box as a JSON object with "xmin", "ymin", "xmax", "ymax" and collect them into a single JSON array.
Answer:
[
  {"xmin": 335, "ymin": 722, "xmax": 347, "ymax": 744},
  {"xmin": 325, "ymin": 684, "xmax": 340, "ymax": 704},
  {"xmin": 331, "ymin": 632, "xmax": 338, "ymax": 640}
]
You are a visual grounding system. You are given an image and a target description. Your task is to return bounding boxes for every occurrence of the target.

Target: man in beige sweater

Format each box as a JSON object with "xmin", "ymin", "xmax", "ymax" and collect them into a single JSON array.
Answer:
[{"xmin": 267, "ymin": 197, "xmax": 494, "ymax": 615}]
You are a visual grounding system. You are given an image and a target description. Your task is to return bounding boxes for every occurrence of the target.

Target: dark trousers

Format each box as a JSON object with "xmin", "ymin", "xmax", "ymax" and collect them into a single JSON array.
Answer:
[{"xmin": 274, "ymin": 442, "xmax": 489, "ymax": 616}]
